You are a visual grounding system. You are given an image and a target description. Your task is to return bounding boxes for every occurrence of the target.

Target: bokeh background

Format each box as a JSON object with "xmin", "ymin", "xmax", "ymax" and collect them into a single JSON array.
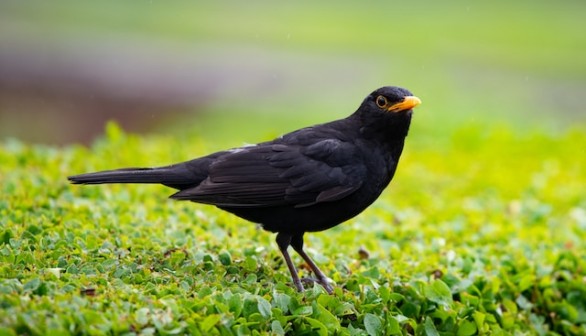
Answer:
[{"xmin": 1, "ymin": 0, "xmax": 584, "ymax": 146}]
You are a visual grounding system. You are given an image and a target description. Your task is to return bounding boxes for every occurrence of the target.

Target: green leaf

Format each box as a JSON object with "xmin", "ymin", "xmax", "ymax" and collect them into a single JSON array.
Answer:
[
  {"xmin": 219, "ymin": 251, "xmax": 232, "ymax": 266},
  {"xmin": 425, "ymin": 279, "xmax": 453, "ymax": 307},
  {"xmin": 424, "ymin": 317, "xmax": 440, "ymax": 336},
  {"xmin": 1, "ymin": 230, "xmax": 13, "ymax": 244},
  {"xmin": 200, "ymin": 314, "xmax": 221, "ymax": 332},
  {"xmin": 364, "ymin": 313, "xmax": 382, "ymax": 336},
  {"xmin": 400, "ymin": 302, "xmax": 420, "ymax": 318},
  {"xmin": 501, "ymin": 299, "xmax": 517, "ymax": 315},
  {"xmin": 457, "ymin": 319, "xmax": 477, "ymax": 336},
  {"xmin": 273, "ymin": 292, "xmax": 291, "ymax": 313},
  {"xmin": 293, "ymin": 305, "xmax": 313, "ymax": 316},
  {"xmin": 257, "ymin": 297, "xmax": 272, "ymax": 319},
  {"xmin": 516, "ymin": 294, "xmax": 533, "ymax": 310},
  {"xmin": 0, "ymin": 326, "xmax": 17, "ymax": 336},
  {"xmin": 271, "ymin": 320, "xmax": 285, "ymax": 335},
  {"xmin": 472, "ymin": 311, "xmax": 486, "ymax": 329},
  {"xmin": 243, "ymin": 256, "xmax": 257, "ymax": 271},
  {"xmin": 135, "ymin": 307, "xmax": 150, "ymax": 326},
  {"xmin": 23, "ymin": 278, "xmax": 41, "ymax": 292},
  {"xmin": 25, "ymin": 225, "xmax": 42, "ymax": 235},
  {"xmin": 313, "ymin": 302, "xmax": 340, "ymax": 330},
  {"xmin": 386, "ymin": 315, "xmax": 401, "ymax": 335},
  {"xmin": 228, "ymin": 293, "xmax": 243, "ymax": 318},
  {"xmin": 303, "ymin": 317, "xmax": 328, "ymax": 336},
  {"xmin": 518, "ymin": 273, "xmax": 535, "ymax": 292},
  {"xmin": 242, "ymin": 297, "xmax": 259, "ymax": 317}
]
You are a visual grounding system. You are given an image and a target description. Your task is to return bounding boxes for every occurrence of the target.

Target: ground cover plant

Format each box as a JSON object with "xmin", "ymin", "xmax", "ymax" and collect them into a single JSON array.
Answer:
[{"xmin": 1, "ymin": 122, "xmax": 585, "ymax": 335}]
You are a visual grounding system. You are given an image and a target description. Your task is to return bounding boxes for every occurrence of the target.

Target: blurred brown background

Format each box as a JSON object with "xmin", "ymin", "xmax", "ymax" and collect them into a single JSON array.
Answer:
[{"xmin": 1, "ymin": 0, "xmax": 584, "ymax": 145}]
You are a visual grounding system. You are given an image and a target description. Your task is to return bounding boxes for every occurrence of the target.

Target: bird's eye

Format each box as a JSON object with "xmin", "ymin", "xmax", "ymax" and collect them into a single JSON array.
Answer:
[{"xmin": 375, "ymin": 95, "xmax": 387, "ymax": 108}]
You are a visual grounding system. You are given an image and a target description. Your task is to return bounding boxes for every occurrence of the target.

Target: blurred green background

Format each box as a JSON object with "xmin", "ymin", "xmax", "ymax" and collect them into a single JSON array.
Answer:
[{"xmin": 0, "ymin": 0, "xmax": 584, "ymax": 146}]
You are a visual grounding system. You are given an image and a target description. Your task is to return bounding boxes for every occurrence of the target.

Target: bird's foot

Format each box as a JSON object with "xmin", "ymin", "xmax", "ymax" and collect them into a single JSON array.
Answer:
[
  {"xmin": 292, "ymin": 277, "xmax": 305, "ymax": 293},
  {"xmin": 301, "ymin": 277, "xmax": 334, "ymax": 294}
]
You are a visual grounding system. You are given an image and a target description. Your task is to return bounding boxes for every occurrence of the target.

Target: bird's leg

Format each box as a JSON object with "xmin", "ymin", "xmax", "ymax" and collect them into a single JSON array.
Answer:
[
  {"xmin": 291, "ymin": 234, "xmax": 334, "ymax": 294},
  {"xmin": 276, "ymin": 232, "xmax": 304, "ymax": 292}
]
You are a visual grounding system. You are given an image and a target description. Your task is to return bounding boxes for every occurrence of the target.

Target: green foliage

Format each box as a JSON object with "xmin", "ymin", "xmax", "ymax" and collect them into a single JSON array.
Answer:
[{"xmin": 1, "ymin": 122, "xmax": 585, "ymax": 335}]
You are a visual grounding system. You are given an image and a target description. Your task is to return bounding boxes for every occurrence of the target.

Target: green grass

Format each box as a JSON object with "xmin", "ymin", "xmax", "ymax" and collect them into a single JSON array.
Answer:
[{"xmin": 1, "ymin": 122, "xmax": 585, "ymax": 335}]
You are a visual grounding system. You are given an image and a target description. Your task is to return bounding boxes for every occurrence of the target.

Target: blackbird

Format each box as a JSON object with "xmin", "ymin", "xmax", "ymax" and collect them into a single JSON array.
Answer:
[{"xmin": 68, "ymin": 86, "xmax": 421, "ymax": 293}]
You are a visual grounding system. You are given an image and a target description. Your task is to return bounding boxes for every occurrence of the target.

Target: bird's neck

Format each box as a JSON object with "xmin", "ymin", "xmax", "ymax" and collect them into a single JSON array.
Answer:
[{"xmin": 353, "ymin": 113, "xmax": 412, "ymax": 144}]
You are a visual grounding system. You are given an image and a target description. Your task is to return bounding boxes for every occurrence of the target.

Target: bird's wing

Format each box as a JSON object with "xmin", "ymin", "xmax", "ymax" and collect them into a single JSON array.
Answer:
[{"xmin": 170, "ymin": 140, "xmax": 365, "ymax": 208}]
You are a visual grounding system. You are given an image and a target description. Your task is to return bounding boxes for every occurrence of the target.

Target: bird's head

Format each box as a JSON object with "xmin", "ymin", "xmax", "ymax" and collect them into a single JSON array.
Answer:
[
  {"xmin": 354, "ymin": 86, "xmax": 421, "ymax": 138},
  {"xmin": 364, "ymin": 86, "xmax": 421, "ymax": 115}
]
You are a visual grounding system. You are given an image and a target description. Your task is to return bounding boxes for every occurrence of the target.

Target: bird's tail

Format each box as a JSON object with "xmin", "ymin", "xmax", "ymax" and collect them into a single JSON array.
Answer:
[{"xmin": 68, "ymin": 165, "xmax": 197, "ymax": 189}]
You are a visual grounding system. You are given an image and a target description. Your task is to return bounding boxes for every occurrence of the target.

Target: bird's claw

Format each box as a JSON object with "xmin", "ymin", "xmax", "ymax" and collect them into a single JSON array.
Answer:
[{"xmin": 301, "ymin": 277, "xmax": 334, "ymax": 294}]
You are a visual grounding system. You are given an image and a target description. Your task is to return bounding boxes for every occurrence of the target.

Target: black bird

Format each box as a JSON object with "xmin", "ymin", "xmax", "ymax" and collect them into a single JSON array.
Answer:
[{"xmin": 68, "ymin": 86, "xmax": 421, "ymax": 293}]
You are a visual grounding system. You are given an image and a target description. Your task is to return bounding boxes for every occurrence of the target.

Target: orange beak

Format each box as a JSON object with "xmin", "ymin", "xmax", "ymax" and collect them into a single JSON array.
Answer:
[{"xmin": 387, "ymin": 96, "xmax": 422, "ymax": 113}]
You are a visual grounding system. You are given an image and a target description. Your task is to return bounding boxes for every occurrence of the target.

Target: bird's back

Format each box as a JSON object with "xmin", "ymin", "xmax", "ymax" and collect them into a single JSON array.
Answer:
[{"xmin": 181, "ymin": 118, "xmax": 406, "ymax": 233}]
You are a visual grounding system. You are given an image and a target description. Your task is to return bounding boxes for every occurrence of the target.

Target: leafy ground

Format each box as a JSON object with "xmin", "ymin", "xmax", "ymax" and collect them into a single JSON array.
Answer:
[{"xmin": 1, "ymin": 122, "xmax": 585, "ymax": 335}]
